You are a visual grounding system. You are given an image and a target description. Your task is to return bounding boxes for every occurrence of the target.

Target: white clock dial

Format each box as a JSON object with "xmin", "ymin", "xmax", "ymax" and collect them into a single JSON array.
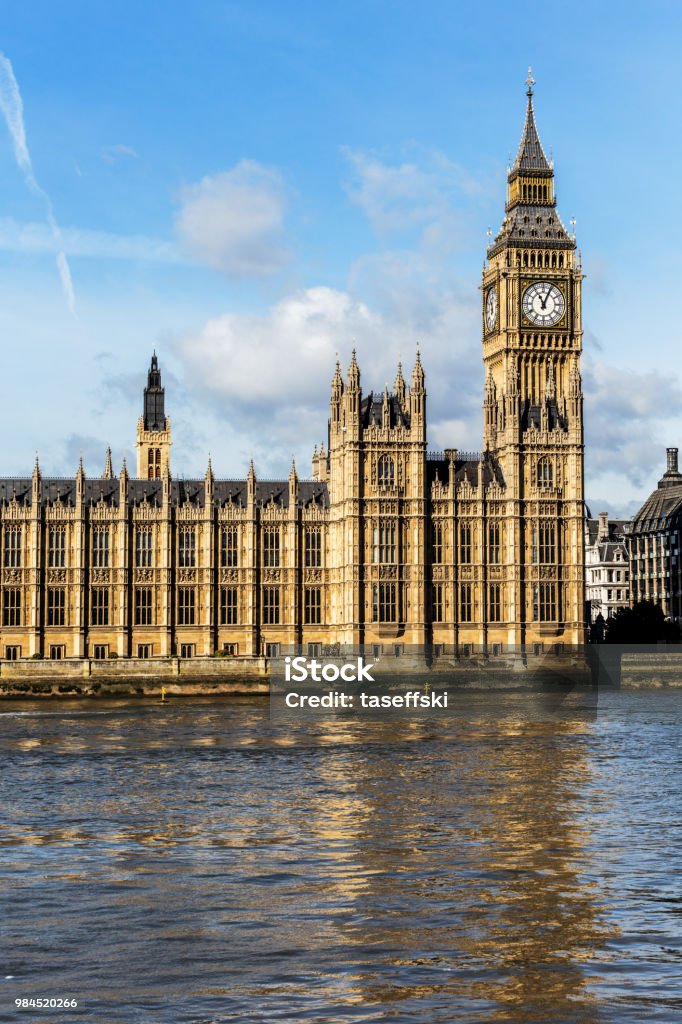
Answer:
[
  {"xmin": 485, "ymin": 286, "xmax": 497, "ymax": 332},
  {"xmin": 522, "ymin": 282, "xmax": 565, "ymax": 327}
]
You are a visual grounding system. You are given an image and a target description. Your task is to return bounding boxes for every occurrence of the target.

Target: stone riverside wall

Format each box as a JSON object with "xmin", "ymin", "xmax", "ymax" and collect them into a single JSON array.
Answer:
[
  {"xmin": 0, "ymin": 656, "xmax": 268, "ymax": 697},
  {"xmin": 620, "ymin": 653, "xmax": 682, "ymax": 688}
]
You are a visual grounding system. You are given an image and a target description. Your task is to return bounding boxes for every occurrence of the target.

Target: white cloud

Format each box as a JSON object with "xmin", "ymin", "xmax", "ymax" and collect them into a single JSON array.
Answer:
[
  {"xmin": 0, "ymin": 52, "xmax": 76, "ymax": 313},
  {"xmin": 583, "ymin": 357, "xmax": 682, "ymax": 496},
  {"xmin": 171, "ymin": 264, "xmax": 482, "ymax": 474},
  {"xmin": 174, "ymin": 160, "xmax": 291, "ymax": 277},
  {"xmin": 343, "ymin": 146, "xmax": 490, "ymax": 248}
]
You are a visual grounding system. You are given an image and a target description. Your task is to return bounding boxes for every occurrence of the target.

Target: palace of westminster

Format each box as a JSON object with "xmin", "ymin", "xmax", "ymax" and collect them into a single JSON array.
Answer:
[{"xmin": 0, "ymin": 77, "xmax": 589, "ymax": 661}]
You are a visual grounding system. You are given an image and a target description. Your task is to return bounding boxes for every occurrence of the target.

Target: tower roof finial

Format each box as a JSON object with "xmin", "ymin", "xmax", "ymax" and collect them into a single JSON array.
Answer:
[{"xmin": 509, "ymin": 68, "xmax": 551, "ymax": 178}]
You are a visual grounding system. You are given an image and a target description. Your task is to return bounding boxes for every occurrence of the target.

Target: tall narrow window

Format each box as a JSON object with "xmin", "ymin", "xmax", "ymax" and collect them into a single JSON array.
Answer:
[
  {"xmin": 459, "ymin": 583, "xmax": 473, "ymax": 623},
  {"xmin": 135, "ymin": 527, "xmax": 153, "ymax": 568},
  {"xmin": 372, "ymin": 582, "xmax": 397, "ymax": 622},
  {"xmin": 459, "ymin": 524, "xmax": 472, "ymax": 564},
  {"xmin": 533, "ymin": 583, "xmax": 557, "ymax": 622},
  {"xmin": 178, "ymin": 527, "xmax": 196, "ymax": 568},
  {"xmin": 378, "ymin": 455, "xmax": 394, "ymax": 487},
  {"xmin": 488, "ymin": 522, "xmax": 500, "ymax": 564},
  {"xmin": 533, "ymin": 521, "xmax": 556, "ymax": 564},
  {"xmin": 432, "ymin": 583, "xmax": 444, "ymax": 623},
  {"xmin": 2, "ymin": 588, "xmax": 21, "ymax": 626},
  {"xmin": 148, "ymin": 449, "xmax": 161, "ymax": 480},
  {"xmin": 488, "ymin": 584, "xmax": 501, "ymax": 623},
  {"xmin": 48, "ymin": 526, "xmax": 66, "ymax": 568},
  {"xmin": 91, "ymin": 588, "xmax": 109, "ymax": 626},
  {"xmin": 304, "ymin": 587, "xmax": 321, "ymax": 625},
  {"xmin": 305, "ymin": 528, "xmax": 322, "ymax": 568},
  {"xmin": 135, "ymin": 587, "xmax": 153, "ymax": 625},
  {"xmin": 537, "ymin": 457, "xmax": 553, "ymax": 489},
  {"xmin": 220, "ymin": 587, "xmax": 238, "ymax": 625},
  {"xmin": 262, "ymin": 587, "xmax": 280, "ymax": 625},
  {"xmin": 432, "ymin": 522, "xmax": 443, "ymax": 564},
  {"xmin": 373, "ymin": 522, "xmax": 396, "ymax": 564},
  {"xmin": 92, "ymin": 527, "xmax": 110, "ymax": 568},
  {"xmin": 47, "ymin": 587, "xmax": 66, "ymax": 626},
  {"xmin": 221, "ymin": 528, "xmax": 238, "ymax": 568},
  {"xmin": 4, "ymin": 527, "xmax": 22, "ymax": 568},
  {"xmin": 263, "ymin": 529, "xmax": 280, "ymax": 568},
  {"xmin": 178, "ymin": 587, "xmax": 195, "ymax": 625}
]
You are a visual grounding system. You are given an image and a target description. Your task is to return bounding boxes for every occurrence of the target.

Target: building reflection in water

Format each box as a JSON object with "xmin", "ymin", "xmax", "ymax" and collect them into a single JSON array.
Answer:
[{"xmin": 297, "ymin": 696, "xmax": 616, "ymax": 1022}]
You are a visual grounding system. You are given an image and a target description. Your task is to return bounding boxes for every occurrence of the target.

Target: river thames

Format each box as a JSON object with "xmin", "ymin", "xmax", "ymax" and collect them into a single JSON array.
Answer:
[{"xmin": 1, "ymin": 689, "xmax": 681, "ymax": 1023}]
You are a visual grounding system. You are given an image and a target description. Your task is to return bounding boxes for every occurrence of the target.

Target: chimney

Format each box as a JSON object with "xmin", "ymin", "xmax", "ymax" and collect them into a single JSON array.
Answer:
[
  {"xmin": 598, "ymin": 511, "xmax": 609, "ymax": 542},
  {"xmin": 667, "ymin": 447, "xmax": 679, "ymax": 474}
]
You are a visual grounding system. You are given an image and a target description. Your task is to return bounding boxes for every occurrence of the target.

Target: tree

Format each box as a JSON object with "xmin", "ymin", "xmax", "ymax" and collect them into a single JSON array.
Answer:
[{"xmin": 605, "ymin": 600, "xmax": 680, "ymax": 644}]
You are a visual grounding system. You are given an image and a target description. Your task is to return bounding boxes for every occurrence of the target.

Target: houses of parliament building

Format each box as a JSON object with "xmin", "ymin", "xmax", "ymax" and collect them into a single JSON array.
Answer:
[{"xmin": 0, "ymin": 76, "xmax": 585, "ymax": 661}]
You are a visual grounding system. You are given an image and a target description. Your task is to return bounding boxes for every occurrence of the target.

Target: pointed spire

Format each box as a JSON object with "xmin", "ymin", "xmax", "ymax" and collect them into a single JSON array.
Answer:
[
  {"xmin": 103, "ymin": 446, "xmax": 113, "ymax": 479},
  {"xmin": 120, "ymin": 456, "xmax": 129, "ymax": 481},
  {"xmin": 31, "ymin": 452, "xmax": 41, "ymax": 505},
  {"xmin": 205, "ymin": 452, "xmax": 214, "ymax": 485},
  {"xmin": 412, "ymin": 346, "xmax": 425, "ymax": 391},
  {"xmin": 569, "ymin": 360, "xmax": 582, "ymax": 398},
  {"xmin": 394, "ymin": 361, "xmax": 406, "ymax": 403},
  {"xmin": 348, "ymin": 348, "xmax": 360, "ymax": 390},
  {"xmin": 511, "ymin": 68, "xmax": 551, "ymax": 177},
  {"xmin": 77, "ymin": 453, "xmax": 85, "ymax": 480},
  {"xmin": 331, "ymin": 357, "xmax": 343, "ymax": 393},
  {"xmin": 289, "ymin": 456, "xmax": 298, "ymax": 484},
  {"xmin": 546, "ymin": 361, "xmax": 556, "ymax": 399}
]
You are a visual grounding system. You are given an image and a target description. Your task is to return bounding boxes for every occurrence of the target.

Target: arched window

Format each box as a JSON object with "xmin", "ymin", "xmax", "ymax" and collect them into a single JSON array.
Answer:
[
  {"xmin": 378, "ymin": 455, "xmax": 394, "ymax": 487},
  {"xmin": 537, "ymin": 457, "xmax": 553, "ymax": 489}
]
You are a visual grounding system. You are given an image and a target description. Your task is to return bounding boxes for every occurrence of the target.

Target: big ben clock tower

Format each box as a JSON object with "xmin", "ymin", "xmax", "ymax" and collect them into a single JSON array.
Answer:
[{"xmin": 483, "ymin": 70, "xmax": 585, "ymax": 647}]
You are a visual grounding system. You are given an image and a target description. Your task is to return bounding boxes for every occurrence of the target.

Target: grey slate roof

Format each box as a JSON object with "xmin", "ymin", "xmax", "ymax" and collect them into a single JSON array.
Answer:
[
  {"xmin": 511, "ymin": 95, "xmax": 552, "ymax": 177},
  {"xmin": 361, "ymin": 393, "xmax": 410, "ymax": 429},
  {"xmin": 427, "ymin": 454, "xmax": 505, "ymax": 490},
  {"xmin": 489, "ymin": 203, "xmax": 574, "ymax": 253},
  {"xmin": 0, "ymin": 477, "xmax": 330, "ymax": 511},
  {"xmin": 586, "ymin": 519, "xmax": 629, "ymax": 546}
]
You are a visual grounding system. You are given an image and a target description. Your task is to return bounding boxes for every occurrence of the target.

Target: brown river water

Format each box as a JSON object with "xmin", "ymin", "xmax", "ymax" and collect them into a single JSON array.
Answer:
[{"xmin": 0, "ymin": 689, "xmax": 681, "ymax": 1023}]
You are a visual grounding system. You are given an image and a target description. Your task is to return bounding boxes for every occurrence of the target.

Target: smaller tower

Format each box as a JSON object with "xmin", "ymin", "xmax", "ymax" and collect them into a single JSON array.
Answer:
[{"xmin": 136, "ymin": 353, "xmax": 172, "ymax": 479}]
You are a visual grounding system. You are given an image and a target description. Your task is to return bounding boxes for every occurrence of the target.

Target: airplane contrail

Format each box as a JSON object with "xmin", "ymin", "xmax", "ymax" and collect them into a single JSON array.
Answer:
[{"xmin": 0, "ymin": 53, "xmax": 76, "ymax": 313}]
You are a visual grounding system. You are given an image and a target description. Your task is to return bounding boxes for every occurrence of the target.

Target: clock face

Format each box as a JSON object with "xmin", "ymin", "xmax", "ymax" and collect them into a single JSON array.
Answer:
[
  {"xmin": 485, "ymin": 286, "xmax": 497, "ymax": 332},
  {"xmin": 522, "ymin": 282, "xmax": 565, "ymax": 327}
]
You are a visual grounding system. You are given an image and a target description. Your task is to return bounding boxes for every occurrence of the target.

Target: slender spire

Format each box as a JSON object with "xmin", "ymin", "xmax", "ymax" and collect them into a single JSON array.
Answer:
[
  {"xmin": 103, "ymin": 446, "xmax": 113, "ymax": 479},
  {"xmin": 546, "ymin": 361, "xmax": 556, "ymax": 399},
  {"xmin": 394, "ymin": 361, "xmax": 405, "ymax": 403},
  {"xmin": 348, "ymin": 348, "xmax": 360, "ymax": 390},
  {"xmin": 331, "ymin": 357, "xmax": 343, "ymax": 398},
  {"xmin": 510, "ymin": 68, "xmax": 551, "ymax": 178},
  {"xmin": 412, "ymin": 346, "xmax": 425, "ymax": 391}
]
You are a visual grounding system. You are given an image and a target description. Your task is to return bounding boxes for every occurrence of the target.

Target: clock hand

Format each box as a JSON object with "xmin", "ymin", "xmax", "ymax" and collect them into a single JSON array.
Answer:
[{"xmin": 540, "ymin": 286, "xmax": 550, "ymax": 310}]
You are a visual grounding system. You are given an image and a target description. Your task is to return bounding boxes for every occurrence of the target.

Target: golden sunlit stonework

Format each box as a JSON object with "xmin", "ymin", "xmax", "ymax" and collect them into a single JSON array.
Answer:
[{"xmin": 0, "ymin": 77, "xmax": 584, "ymax": 662}]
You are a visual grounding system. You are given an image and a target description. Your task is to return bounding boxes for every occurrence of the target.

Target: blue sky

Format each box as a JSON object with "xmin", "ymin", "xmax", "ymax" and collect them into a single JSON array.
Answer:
[{"xmin": 0, "ymin": 0, "xmax": 680, "ymax": 516}]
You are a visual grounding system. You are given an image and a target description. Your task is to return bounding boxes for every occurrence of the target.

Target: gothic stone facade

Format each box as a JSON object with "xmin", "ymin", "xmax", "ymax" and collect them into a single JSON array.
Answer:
[{"xmin": 0, "ymin": 82, "xmax": 585, "ymax": 660}]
